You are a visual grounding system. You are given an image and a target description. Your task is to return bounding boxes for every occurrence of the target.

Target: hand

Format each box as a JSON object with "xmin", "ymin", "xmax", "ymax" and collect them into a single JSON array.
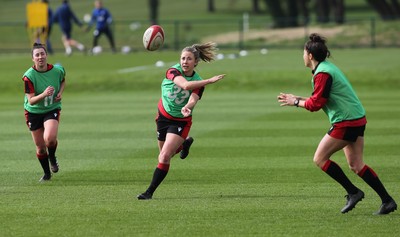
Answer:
[
  {"xmin": 55, "ymin": 93, "xmax": 62, "ymax": 102},
  {"xmin": 277, "ymin": 92, "xmax": 297, "ymax": 106},
  {"xmin": 181, "ymin": 107, "xmax": 191, "ymax": 117},
  {"xmin": 208, "ymin": 74, "xmax": 225, "ymax": 84},
  {"xmin": 43, "ymin": 86, "xmax": 55, "ymax": 97}
]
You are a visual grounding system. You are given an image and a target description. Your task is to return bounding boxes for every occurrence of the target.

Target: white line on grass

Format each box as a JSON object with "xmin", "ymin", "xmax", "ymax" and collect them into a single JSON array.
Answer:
[{"xmin": 117, "ymin": 61, "xmax": 175, "ymax": 74}]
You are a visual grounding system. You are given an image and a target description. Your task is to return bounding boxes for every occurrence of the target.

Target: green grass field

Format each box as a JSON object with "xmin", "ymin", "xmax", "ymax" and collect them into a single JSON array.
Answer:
[{"xmin": 0, "ymin": 48, "xmax": 399, "ymax": 236}]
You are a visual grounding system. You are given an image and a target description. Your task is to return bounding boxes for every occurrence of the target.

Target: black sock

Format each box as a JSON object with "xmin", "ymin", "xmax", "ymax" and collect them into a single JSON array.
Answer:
[
  {"xmin": 37, "ymin": 153, "xmax": 50, "ymax": 175},
  {"xmin": 322, "ymin": 160, "xmax": 359, "ymax": 194},
  {"xmin": 146, "ymin": 164, "xmax": 170, "ymax": 194},
  {"xmin": 359, "ymin": 165, "xmax": 391, "ymax": 203},
  {"xmin": 48, "ymin": 141, "xmax": 57, "ymax": 159}
]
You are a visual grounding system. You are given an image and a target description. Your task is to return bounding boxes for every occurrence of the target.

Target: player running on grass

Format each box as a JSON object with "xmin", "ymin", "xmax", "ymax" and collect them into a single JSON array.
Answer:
[
  {"xmin": 137, "ymin": 42, "xmax": 225, "ymax": 200},
  {"xmin": 23, "ymin": 43, "xmax": 65, "ymax": 182},
  {"xmin": 277, "ymin": 33, "xmax": 397, "ymax": 215}
]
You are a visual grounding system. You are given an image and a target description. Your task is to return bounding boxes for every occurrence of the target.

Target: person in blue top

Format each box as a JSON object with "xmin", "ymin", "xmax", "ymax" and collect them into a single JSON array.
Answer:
[
  {"xmin": 53, "ymin": 0, "xmax": 85, "ymax": 56},
  {"xmin": 86, "ymin": 0, "xmax": 116, "ymax": 53}
]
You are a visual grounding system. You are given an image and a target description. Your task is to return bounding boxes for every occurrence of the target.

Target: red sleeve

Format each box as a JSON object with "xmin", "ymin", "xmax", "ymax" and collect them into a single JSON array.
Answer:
[
  {"xmin": 23, "ymin": 76, "xmax": 35, "ymax": 94},
  {"xmin": 166, "ymin": 68, "xmax": 182, "ymax": 80},
  {"xmin": 304, "ymin": 72, "xmax": 331, "ymax": 112},
  {"xmin": 192, "ymin": 87, "xmax": 204, "ymax": 100},
  {"xmin": 165, "ymin": 67, "xmax": 204, "ymax": 99}
]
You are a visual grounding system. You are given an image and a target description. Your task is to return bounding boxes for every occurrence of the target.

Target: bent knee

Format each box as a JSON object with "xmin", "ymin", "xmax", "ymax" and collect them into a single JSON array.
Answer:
[
  {"xmin": 313, "ymin": 156, "xmax": 327, "ymax": 168},
  {"xmin": 37, "ymin": 147, "xmax": 47, "ymax": 155},
  {"xmin": 348, "ymin": 163, "xmax": 364, "ymax": 174},
  {"xmin": 44, "ymin": 137, "xmax": 57, "ymax": 147},
  {"xmin": 158, "ymin": 151, "xmax": 173, "ymax": 163}
]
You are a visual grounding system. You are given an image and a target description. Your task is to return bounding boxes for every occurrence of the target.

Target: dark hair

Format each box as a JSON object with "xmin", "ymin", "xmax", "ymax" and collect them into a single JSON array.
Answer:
[
  {"xmin": 182, "ymin": 42, "xmax": 218, "ymax": 64},
  {"xmin": 32, "ymin": 43, "xmax": 48, "ymax": 56},
  {"xmin": 304, "ymin": 33, "xmax": 331, "ymax": 62}
]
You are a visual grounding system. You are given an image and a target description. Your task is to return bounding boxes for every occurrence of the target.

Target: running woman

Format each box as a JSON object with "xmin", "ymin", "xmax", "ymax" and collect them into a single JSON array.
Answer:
[
  {"xmin": 277, "ymin": 33, "xmax": 397, "ymax": 215},
  {"xmin": 137, "ymin": 42, "xmax": 225, "ymax": 200},
  {"xmin": 53, "ymin": 0, "xmax": 85, "ymax": 56},
  {"xmin": 23, "ymin": 43, "xmax": 66, "ymax": 182}
]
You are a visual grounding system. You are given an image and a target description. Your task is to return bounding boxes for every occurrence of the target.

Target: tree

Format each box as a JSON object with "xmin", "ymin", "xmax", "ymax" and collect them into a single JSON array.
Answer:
[
  {"xmin": 252, "ymin": 0, "xmax": 262, "ymax": 13},
  {"xmin": 149, "ymin": 0, "xmax": 159, "ymax": 25},
  {"xmin": 365, "ymin": 0, "xmax": 400, "ymax": 20},
  {"xmin": 263, "ymin": 0, "xmax": 310, "ymax": 28},
  {"xmin": 207, "ymin": 0, "xmax": 215, "ymax": 12}
]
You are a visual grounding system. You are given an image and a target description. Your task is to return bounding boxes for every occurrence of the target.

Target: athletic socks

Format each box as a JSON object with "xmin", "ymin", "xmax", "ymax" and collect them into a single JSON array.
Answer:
[
  {"xmin": 358, "ymin": 165, "xmax": 392, "ymax": 203},
  {"xmin": 146, "ymin": 163, "xmax": 170, "ymax": 195},
  {"xmin": 322, "ymin": 160, "xmax": 359, "ymax": 194},
  {"xmin": 323, "ymin": 160, "xmax": 393, "ymax": 203},
  {"xmin": 47, "ymin": 141, "xmax": 58, "ymax": 159},
  {"xmin": 37, "ymin": 153, "xmax": 50, "ymax": 175}
]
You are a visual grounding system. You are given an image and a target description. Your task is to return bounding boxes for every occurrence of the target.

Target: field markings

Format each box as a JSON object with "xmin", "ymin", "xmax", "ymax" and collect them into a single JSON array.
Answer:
[{"xmin": 117, "ymin": 61, "xmax": 175, "ymax": 74}]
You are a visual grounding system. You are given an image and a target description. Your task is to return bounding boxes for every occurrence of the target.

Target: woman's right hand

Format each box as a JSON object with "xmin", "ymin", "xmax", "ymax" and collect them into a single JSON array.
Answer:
[
  {"xmin": 43, "ymin": 86, "xmax": 55, "ymax": 97},
  {"xmin": 208, "ymin": 74, "xmax": 225, "ymax": 84}
]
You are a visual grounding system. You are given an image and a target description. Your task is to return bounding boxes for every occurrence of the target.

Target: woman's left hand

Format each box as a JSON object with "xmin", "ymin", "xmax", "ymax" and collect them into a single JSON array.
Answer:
[
  {"xmin": 181, "ymin": 107, "xmax": 191, "ymax": 117},
  {"xmin": 55, "ymin": 93, "xmax": 62, "ymax": 102}
]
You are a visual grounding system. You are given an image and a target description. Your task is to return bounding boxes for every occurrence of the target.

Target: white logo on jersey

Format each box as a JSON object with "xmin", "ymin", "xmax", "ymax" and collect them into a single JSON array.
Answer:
[{"xmin": 178, "ymin": 127, "xmax": 182, "ymax": 132}]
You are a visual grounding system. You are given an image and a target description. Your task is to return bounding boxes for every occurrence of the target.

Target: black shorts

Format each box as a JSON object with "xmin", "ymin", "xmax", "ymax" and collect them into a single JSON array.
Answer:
[
  {"xmin": 327, "ymin": 125, "xmax": 365, "ymax": 142},
  {"xmin": 25, "ymin": 109, "xmax": 60, "ymax": 131},
  {"xmin": 156, "ymin": 113, "xmax": 191, "ymax": 141}
]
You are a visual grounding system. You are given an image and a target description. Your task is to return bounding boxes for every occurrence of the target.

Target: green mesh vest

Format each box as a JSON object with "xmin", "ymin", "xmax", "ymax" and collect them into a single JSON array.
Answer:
[
  {"xmin": 161, "ymin": 63, "xmax": 202, "ymax": 118},
  {"xmin": 23, "ymin": 64, "xmax": 65, "ymax": 114},
  {"xmin": 313, "ymin": 61, "xmax": 365, "ymax": 124}
]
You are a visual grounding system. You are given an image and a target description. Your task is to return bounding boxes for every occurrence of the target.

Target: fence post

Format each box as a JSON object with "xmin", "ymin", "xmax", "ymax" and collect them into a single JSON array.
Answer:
[{"xmin": 238, "ymin": 19, "xmax": 244, "ymax": 50}]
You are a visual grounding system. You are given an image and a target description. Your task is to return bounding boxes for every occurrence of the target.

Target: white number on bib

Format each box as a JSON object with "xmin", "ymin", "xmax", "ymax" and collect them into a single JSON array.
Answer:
[
  {"xmin": 168, "ymin": 85, "xmax": 190, "ymax": 104},
  {"xmin": 44, "ymin": 95, "xmax": 54, "ymax": 107}
]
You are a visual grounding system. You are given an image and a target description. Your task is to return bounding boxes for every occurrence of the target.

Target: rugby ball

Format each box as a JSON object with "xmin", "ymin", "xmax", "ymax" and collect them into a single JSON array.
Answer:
[{"xmin": 143, "ymin": 25, "xmax": 165, "ymax": 51}]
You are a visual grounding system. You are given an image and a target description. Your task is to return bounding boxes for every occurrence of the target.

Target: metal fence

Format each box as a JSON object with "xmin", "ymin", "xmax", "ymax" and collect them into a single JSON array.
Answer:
[{"xmin": 0, "ymin": 17, "xmax": 399, "ymax": 53}]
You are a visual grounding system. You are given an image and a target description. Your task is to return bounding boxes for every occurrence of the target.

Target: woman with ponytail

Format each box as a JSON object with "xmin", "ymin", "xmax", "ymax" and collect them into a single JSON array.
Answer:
[
  {"xmin": 277, "ymin": 33, "xmax": 397, "ymax": 215},
  {"xmin": 138, "ymin": 42, "xmax": 225, "ymax": 200}
]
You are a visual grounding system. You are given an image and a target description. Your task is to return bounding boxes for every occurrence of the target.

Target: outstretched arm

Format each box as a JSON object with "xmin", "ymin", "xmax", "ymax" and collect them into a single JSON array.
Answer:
[
  {"xmin": 277, "ymin": 92, "xmax": 308, "ymax": 107},
  {"xmin": 174, "ymin": 74, "xmax": 225, "ymax": 91}
]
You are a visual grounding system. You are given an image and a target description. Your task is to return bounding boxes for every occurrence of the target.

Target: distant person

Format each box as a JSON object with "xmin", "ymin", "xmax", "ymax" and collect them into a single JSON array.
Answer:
[
  {"xmin": 137, "ymin": 42, "xmax": 225, "ymax": 200},
  {"xmin": 30, "ymin": 0, "xmax": 53, "ymax": 54},
  {"xmin": 22, "ymin": 43, "xmax": 66, "ymax": 182},
  {"xmin": 86, "ymin": 0, "xmax": 116, "ymax": 53},
  {"xmin": 277, "ymin": 33, "xmax": 397, "ymax": 215},
  {"xmin": 53, "ymin": 0, "xmax": 85, "ymax": 56}
]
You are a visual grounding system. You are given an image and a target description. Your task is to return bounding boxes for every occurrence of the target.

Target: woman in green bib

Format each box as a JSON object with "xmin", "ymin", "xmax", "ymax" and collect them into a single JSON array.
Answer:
[
  {"xmin": 138, "ymin": 42, "xmax": 225, "ymax": 200},
  {"xmin": 23, "ymin": 43, "xmax": 66, "ymax": 182},
  {"xmin": 277, "ymin": 33, "xmax": 396, "ymax": 215}
]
